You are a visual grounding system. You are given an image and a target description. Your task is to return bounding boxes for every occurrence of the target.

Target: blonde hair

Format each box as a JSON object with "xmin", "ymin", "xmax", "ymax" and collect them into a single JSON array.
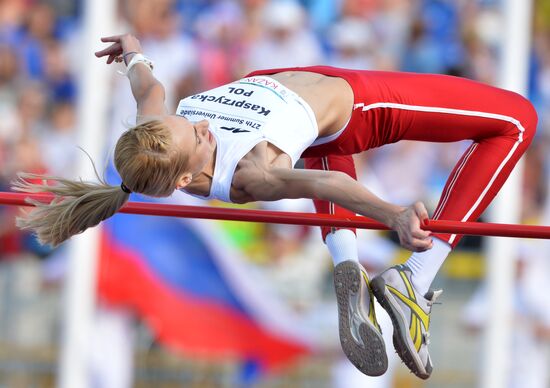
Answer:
[{"xmin": 13, "ymin": 119, "xmax": 189, "ymax": 246}]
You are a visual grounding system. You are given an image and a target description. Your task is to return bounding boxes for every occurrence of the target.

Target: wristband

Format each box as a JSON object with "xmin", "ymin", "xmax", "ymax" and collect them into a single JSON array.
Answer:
[
  {"xmin": 118, "ymin": 53, "xmax": 154, "ymax": 76},
  {"xmin": 123, "ymin": 51, "xmax": 139, "ymax": 65}
]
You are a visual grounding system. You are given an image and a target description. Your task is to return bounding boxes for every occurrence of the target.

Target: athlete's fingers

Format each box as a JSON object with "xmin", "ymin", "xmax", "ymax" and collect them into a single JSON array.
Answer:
[
  {"xmin": 412, "ymin": 245, "xmax": 431, "ymax": 253},
  {"xmin": 95, "ymin": 48, "xmax": 110, "ymax": 58},
  {"xmin": 414, "ymin": 201, "xmax": 429, "ymax": 222},
  {"xmin": 95, "ymin": 43, "xmax": 122, "ymax": 59},
  {"xmin": 401, "ymin": 241, "xmax": 420, "ymax": 252},
  {"xmin": 411, "ymin": 227, "xmax": 431, "ymax": 239},
  {"xmin": 398, "ymin": 231, "xmax": 431, "ymax": 252},
  {"xmin": 407, "ymin": 212, "xmax": 430, "ymax": 240},
  {"xmin": 95, "ymin": 42, "xmax": 121, "ymax": 56},
  {"xmin": 100, "ymin": 35, "xmax": 122, "ymax": 43},
  {"xmin": 107, "ymin": 54, "xmax": 117, "ymax": 64},
  {"xmin": 413, "ymin": 201, "xmax": 432, "ymax": 236},
  {"xmin": 408, "ymin": 237, "xmax": 433, "ymax": 252}
]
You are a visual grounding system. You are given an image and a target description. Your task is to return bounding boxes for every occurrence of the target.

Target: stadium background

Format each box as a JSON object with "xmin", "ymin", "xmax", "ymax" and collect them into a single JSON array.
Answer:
[{"xmin": 0, "ymin": 0, "xmax": 550, "ymax": 387}]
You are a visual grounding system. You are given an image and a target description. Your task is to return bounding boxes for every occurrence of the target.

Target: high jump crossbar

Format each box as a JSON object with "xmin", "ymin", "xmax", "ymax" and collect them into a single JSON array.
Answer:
[{"xmin": 1, "ymin": 191, "xmax": 549, "ymax": 239}]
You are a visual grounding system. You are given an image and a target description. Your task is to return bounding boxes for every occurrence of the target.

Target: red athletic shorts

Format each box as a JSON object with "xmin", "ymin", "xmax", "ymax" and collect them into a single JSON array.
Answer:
[{"xmin": 246, "ymin": 66, "xmax": 538, "ymax": 247}]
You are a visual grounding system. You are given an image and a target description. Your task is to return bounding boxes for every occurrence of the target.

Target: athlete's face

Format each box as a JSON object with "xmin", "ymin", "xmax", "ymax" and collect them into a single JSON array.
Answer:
[{"xmin": 163, "ymin": 115, "xmax": 216, "ymax": 188}]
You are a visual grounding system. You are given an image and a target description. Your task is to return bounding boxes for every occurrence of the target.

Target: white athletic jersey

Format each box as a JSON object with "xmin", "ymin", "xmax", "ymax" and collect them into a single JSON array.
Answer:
[{"xmin": 176, "ymin": 76, "xmax": 318, "ymax": 202}]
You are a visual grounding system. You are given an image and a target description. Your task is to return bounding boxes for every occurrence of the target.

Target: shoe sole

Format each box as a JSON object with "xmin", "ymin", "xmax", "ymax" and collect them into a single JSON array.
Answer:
[
  {"xmin": 370, "ymin": 276, "xmax": 430, "ymax": 380},
  {"xmin": 334, "ymin": 261, "xmax": 387, "ymax": 376}
]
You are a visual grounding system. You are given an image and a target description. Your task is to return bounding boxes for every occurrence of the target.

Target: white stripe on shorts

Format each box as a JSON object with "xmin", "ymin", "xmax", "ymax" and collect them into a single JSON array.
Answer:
[{"xmin": 358, "ymin": 102, "xmax": 526, "ymax": 244}]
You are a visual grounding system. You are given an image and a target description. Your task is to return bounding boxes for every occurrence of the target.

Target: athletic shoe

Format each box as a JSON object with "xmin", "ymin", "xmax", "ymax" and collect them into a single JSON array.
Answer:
[
  {"xmin": 334, "ymin": 260, "xmax": 388, "ymax": 376},
  {"xmin": 370, "ymin": 264, "xmax": 442, "ymax": 380}
]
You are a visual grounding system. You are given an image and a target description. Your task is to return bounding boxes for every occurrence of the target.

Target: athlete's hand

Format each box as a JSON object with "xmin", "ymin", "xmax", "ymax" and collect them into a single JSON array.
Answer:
[
  {"xmin": 94, "ymin": 33, "xmax": 143, "ymax": 65},
  {"xmin": 390, "ymin": 201, "xmax": 433, "ymax": 252}
]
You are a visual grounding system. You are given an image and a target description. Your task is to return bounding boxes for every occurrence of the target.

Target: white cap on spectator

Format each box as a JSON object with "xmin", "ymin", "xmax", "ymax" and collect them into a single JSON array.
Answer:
[
  {"xmin": 262, "ymin": 0, "xmax": 305, "ymax": 31},
  {"xmin": 329, "ymin": 18, "xmax": 373, "ymax": 51},
  {"xmin": 475, "ymin": 9, "xmax": 502, "ymax": 47}
]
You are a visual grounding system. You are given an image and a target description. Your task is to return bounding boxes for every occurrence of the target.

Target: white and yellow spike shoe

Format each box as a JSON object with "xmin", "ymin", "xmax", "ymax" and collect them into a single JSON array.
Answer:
[
  {"xmin": 371, "ymin": 264, "xmax": 442, "ymax": 380},
  {"xmin": 334, "ymin": 260, "xmax": 388, "ymax": 376}
]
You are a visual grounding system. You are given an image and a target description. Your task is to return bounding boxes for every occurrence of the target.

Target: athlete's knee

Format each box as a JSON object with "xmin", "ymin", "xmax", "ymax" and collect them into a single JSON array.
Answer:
[
  {"xmin": 523, "ymin": 102, "xmax": 538, "ymax": 145},
  {"xmin": 512, "ymin": 94, "xmax": 538, "ymax": 145}
]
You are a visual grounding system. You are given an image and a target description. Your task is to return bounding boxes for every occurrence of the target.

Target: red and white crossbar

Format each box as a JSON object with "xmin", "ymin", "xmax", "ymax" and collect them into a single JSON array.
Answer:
[{"xmin": 1, "ymin": 191, "xmax": 549, "ymax": 239}]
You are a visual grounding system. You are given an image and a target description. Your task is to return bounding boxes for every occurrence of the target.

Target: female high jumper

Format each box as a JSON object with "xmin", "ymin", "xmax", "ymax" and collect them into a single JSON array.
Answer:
[{"xmin": 14, "ymin": 34, "xmax": 537, "ymax": 379}]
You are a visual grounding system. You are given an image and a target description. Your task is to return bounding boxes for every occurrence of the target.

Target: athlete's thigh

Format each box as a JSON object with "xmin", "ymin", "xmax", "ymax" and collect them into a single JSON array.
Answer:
[{"xmin": 362, "ymin": 71, "xmax": 524, "ymax": 143}]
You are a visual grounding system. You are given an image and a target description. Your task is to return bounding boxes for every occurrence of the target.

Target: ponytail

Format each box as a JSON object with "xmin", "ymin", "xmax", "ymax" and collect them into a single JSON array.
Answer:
[
  {"xmin": 13, "ymin": 118, "xmax": 190, "ymax": 246},
  {"xmin": 12, "ymin": 172, "xmax": 130, "ymax": 247}
]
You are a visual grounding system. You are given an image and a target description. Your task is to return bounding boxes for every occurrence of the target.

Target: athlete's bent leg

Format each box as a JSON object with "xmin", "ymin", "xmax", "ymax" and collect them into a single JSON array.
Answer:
[
  {"xmin": 367, "ymin": 73, "xmax": 538, "ymax": 380},
  {"xmin": 304, "ymin": 155, "xmax": 388, "ymax": 376}
]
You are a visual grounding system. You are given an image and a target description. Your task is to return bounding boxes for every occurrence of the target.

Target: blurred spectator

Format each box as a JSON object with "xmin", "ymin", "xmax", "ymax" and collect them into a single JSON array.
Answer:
[
  {"xmin": 401, "ymin": 15, "xmax": 447, "ymax": 74},
  {"xmin": 326, "ymin": 18, "xmax": 377, "ymax": 69},
  {"xmin": 401, "ymin": 1, "xmax": 465, "ymax": 75},
  {"xmin": 0, "ymin": 44, "xmax": 19, "ymax": 141},
  {"xmin": 42, "ymin": 40, "xmax": 77, "ymax": 103},
  {"xmin": 0, "ymin": 134, "xmax": 46, "ymax": 258},
  {"xmin": 39, "ymin": 101, "xmax": 78, "ymax": 176},
  {"xmin": 244, "ymin": 0, "xmax": 324, "ymax": 71},
  {"xmin": 259, "ymin": 198, "xmax": 326, "ymax": 310},
  {"xmin": 0, "ymin": 43, "xmax": 18, "ymax": 96},
  {"xmin": 193, "ymin": 1, "xmax": 247, "ymax": 89},
  {"xmin": 123, "ymin": 0, "xmax": 198, "ymax": 102},
  {"xmin": 14, "ymin": 82, "xmax": 48, "ymax": 137},
  {"xmin": 0, "ymin": 0, "xmax": 28, "ymax": 43},
  {"xmin": 370, "ymin": 0, "xmax": 412, "ymax": 70},
  {"xmin": 340, "ymin": 0, "xmax": 378, "ymax": 20},
  {"xmin": 356, "ymin": 142, "xmax": 438, "ymax": 207},
  {"xmin": 17, "ymin": 2, "xmax": 59, "ymax": 80},
  {"xmin": 461, "ymin": 3, "xmax": 501, "ymax": 83},
  {"xmin": 462, "ymin": 244, "xmax": 550, "ymax": 388},
  {"xmin": 239, "ymin": 0, "xmax": 268, "ymax": 45}
]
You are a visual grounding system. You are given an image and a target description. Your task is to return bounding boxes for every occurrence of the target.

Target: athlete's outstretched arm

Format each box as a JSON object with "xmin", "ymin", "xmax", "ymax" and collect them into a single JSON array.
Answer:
[
  {"xmin": 94, "ymin": 33, "xmax": 168, "ymax": 122},
  {"xmin": 240, "ymin": 167, "xmax": 433, "ymax": 252}
]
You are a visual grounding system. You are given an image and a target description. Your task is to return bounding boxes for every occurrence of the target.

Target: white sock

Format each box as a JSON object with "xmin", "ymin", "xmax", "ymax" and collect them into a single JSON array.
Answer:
[
  {"xmin": 325, "ymin": 229, "xmax": 358, "ymax": 266},
  {"xmin": 404, "ymin": 237, "xmax": 451, "ymax": 295}
]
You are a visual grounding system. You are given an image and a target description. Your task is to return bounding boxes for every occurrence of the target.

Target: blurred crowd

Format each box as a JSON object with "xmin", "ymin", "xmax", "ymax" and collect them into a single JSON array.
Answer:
[
  {"xmin": 1, "ymin": 0, "xmax": 550, "ymax": 385},
  {"xmin": 0, "ymin": 0, "xmax": 549, "ymax": 254}
]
